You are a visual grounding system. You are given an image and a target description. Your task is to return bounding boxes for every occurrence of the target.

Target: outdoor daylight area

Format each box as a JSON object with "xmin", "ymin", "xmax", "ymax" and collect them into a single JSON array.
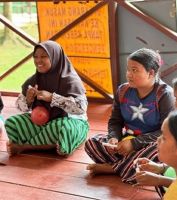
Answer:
[{"xmin": 0, "ymin": 2, "xmax": 38, "ymax": 92}]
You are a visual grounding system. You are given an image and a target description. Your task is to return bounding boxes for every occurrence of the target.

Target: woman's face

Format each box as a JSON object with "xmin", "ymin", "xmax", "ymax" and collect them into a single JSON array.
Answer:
[
  {"xmin": 126, "ymin": 59, "xmax": 154, "ymax": 88},
  {"xmin": 158, "ymin": 118, "xmax": 177, "ymax": 168},
  {"xmin": 33, "ymin": 47, "xmax": 51, "ymax": 73}
]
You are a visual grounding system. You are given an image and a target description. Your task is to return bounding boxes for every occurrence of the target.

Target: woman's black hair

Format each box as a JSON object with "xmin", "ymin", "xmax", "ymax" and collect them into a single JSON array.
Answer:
[
  {"xmin": 168, "ymin": 111, "xmax": 177, "ymax": 142},
  {"xmin": 127, "ymin": 48, "xmax": 161, "ymax": 74}
]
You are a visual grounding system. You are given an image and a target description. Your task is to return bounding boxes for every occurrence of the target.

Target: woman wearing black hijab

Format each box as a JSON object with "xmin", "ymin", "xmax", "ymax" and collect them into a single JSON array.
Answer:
[{"xmin": 5, "ymin": 40, "xmax": 89, "ymax": 156}]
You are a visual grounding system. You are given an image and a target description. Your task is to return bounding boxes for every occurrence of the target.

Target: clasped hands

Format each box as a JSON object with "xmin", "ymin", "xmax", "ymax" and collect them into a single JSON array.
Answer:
[
  {"xmin": 134, "ymin": 158, "xmax": 165, "ymax": 186},
  {"xmin": 26, "ymin": 85, "xmax": 52, "ymax": 105},
  {"xmin": 103, "ymin": 137, "xmax": 134, "ymax": 156}
]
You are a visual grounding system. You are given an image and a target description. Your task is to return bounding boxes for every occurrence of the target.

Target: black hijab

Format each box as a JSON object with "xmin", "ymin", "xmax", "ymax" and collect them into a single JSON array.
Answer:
[{"xmin": 22, "ymin": 40, "xmax": 86, "ymax": 120}]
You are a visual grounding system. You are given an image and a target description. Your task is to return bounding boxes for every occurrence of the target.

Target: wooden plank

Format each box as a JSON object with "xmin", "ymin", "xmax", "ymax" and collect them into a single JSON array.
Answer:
[
  {"xmin": 0, "ymin": 165, "xmax": 148, "ymax": 200},
  {"xmin": 0, "ymin": 182, "xmax": 93, "ymax": 200},
  {"xmin": 132, "ymin": 188, "xmax": 160, "ymax": 200},
  {"xmin": 0, "ymin": 153, "xmax": 160, "ymax": 200},
  {"xmin": 26, "ymin": 148, "xmax": 93, "ymax": 164},
  {"xmin": 89, "ymin": 121, "xmax": 108, "ymax": 131},
  {"xmin": 1, "ymin": 153, "xmax": 89, "ymax": 177},
  {"xmin": 0, "ymin": 148, "xmax": 93, "ymax": 165}
]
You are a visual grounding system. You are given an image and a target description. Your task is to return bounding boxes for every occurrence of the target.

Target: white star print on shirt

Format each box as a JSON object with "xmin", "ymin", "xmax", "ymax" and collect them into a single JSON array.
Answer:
[{"xmin": 130, "ymin": 103, "xmax": 149, "ymax": 122}]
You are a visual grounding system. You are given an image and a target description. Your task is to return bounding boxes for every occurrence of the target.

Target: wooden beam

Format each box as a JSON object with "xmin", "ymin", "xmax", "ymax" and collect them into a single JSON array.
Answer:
[
  {"xmin": 0, "ymin": 53, "xmax": 33, "ymax": 81},
  {"xmin": 108, "ymin": 1, "xmax": 119, "ymax": 97},
  {"xmin": 161, "ymin": 63, "xmax": 177, "ymax": 78},
  {"xmin": 0, "ymin": 91, "xmax": 19, "ymax": 97},
  {"xmin": 115, "ymin": 0, "xmax": 177, "ymax": 42},
  {"xmin": 0, "ymin": 15, "xmax": 37, "ymax": 46}
]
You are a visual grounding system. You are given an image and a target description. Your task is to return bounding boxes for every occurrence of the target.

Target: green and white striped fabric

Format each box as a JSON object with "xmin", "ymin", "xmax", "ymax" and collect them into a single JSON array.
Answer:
[{"xmin": 5, "ymin": 113, "xmax": 89, "ymax": 155}]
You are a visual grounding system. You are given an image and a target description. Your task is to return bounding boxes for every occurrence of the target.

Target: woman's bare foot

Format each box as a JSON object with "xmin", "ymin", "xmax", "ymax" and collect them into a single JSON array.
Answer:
[
  {"xmin": 6, "ymin": 141, "xmax": 23, "ymax": 157},
  {"xmin": 7, "ymin": 141, "xmax": 57, "ymax": 157},
  {"xmin": 86, "ymin": 163, "xmax": 115, "ymax": 176}
]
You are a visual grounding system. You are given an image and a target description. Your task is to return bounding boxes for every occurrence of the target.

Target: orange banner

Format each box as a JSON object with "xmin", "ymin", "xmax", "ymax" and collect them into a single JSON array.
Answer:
[{"xmin": 37, "ymin": 1, "xmax": 113, "ymax": 98}]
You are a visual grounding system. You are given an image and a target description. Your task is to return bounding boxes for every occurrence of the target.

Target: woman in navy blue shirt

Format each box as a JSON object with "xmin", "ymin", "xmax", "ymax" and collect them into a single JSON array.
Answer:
[{"xmin": 85, "ymin": 48, "xmax": 175, "ymax": 184}]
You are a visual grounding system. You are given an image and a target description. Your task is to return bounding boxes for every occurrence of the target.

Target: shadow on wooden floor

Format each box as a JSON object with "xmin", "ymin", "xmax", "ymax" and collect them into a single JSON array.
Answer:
[{"xmin": 0, "ymin": 96, "xmax": 160, "ymax": 200}]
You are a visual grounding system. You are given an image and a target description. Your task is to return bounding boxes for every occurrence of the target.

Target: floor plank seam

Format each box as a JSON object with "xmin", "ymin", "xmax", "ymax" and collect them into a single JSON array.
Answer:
[
  {"xmin": 10, "ymin": 153, "xmax": 90, "ymax": 164},
  {"xmin": 0, "ymin": 180, "xmax": 100, "ymax": 200}
]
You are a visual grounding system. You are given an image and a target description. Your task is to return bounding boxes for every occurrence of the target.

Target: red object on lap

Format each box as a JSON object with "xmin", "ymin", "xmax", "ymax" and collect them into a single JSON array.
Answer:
[{"xmin": 31, "ymin": 106, "xmax": 49, "ymax": 125}]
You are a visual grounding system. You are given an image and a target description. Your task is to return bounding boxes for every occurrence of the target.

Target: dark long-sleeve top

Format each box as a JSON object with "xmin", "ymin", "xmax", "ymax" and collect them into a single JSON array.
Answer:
[{"xmin": 108, "ymin": 80, "xmax": 175, "ymax": 151}]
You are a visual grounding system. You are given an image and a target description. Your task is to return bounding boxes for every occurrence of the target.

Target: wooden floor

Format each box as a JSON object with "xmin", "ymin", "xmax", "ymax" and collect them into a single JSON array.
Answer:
[{"xmin": 0, "ymin": 96, "xmax": 160, "ymax": 200}]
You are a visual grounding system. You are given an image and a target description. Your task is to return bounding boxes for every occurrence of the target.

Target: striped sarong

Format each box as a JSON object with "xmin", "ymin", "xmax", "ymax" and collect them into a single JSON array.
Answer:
[
  {"xmin": 5, "ymin": 113, "xmax": 89, "ymax": 155},
  {"xmin": 85, "ymin": 134, "xmax": 159, "ymax": 184}
]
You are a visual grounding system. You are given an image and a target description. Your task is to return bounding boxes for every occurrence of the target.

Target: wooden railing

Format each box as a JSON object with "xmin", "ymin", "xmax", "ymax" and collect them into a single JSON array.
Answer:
[{"xmin": 1, "ymin": 0, "xmax": 177, "ymax": 100}]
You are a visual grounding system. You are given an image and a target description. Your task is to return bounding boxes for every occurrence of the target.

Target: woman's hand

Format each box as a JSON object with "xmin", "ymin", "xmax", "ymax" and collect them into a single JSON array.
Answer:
[
  {"xmin": 134, "ymin": 158, "xmax": 165, "ymax": 174},
  {"xmin": 135, "ymin": 170, "xmax": 174, "ymax": 187},
  {"xmin": 135, "ymin": 171, "xmax": 162, "ymax": 186},
  {"xmin": 103, "ymin": 138, "xmax": 134, "ymax": 156},
  {"xmin": 37, "ymin": 90, "xmax": 53, "ymax": 102},
  {"xmin": 26, "ymin": 85, "xmax": 52, "ymax": 104},
  {"xmin": 26, "ymin": 85, "xmax": 38, "ymax": 105}
]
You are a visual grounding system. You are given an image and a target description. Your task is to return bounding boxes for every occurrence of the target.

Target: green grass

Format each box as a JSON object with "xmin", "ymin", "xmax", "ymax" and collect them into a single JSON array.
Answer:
[
  {"xmin": 0, "ymin": 2, "xmax": 37, "ymax": 14},
  {"xmin": 1, "ymin": 58, "xmax": 36, "ymax": 92},
  {"xmin": 0, "ymin": 22, "xmax": 38, "ymax": 92}
]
